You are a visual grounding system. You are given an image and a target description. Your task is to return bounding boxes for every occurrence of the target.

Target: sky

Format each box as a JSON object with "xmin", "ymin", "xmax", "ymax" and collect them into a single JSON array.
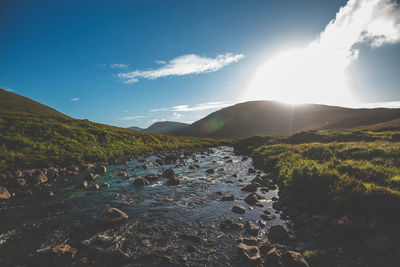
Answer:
[{"xmin": 1, "ymin": 0, "xmax": 400, "ymax": 128}]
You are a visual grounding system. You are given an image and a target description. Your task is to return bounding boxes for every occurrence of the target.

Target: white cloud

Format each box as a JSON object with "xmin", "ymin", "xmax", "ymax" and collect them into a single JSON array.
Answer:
[
  {"xmin": 118, "ymin": 115, "xmax": 145, "ymax": 121},
  {"xmin": 111, "ymin": 64, "xmax": 129, "ymax": 69},
  {"xmin": 171, "ymin": 112, "xmax": 183, "ymax": 120},
  {"xmin": 155, "ymin": 60, "xmax": 166, "ymax": 65},
  {"xmin": 244, "ymin": 0, "xmax": 400, "ymax": 106},
  {"xmin": 150, "ymin": 101, "xmax": 232, "ymax": 113},
  {"xmin": 117, "ymin": 53, "xmax": 244, "ymax": 83},
  {"xmin": 71, "ymin": 97, "xmax": 80, "ymax": 101},
  {"xmin": 4, "ymin": 88, "xmax": 13, "ymax": 92}
]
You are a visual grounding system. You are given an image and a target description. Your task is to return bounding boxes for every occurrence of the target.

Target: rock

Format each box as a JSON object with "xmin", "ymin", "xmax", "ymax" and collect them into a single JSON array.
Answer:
[
  {"xmin": 101, "ymin": 182, "xmax": 110, "ymax": 188},
  {"xmin": 145, "ymin": 174, "xmax": 160, "ymax": 181},
  {"xmin": 240, "ymin": 237, "xmax": 258, "ymax": 246},
  {"xmin": 206, "ymin": 168, "xmax": 215, "ymax": 174},
  {"xmin": 259, "ymin": 238, "xmax": 274, "ymax": 254},
  {"xmin": 16, "ymin": 178, "xmax": 26, "ymax": 187},
  {"xmin": 163, "ymin": 168, "xmax": 174, "ymax": 178},
  {"xmin": 85, "ymin": 173, "xmax": 97, "ymax": 182},
  {"xmin": 232, "ymin": 205, "xmax": 246, "ymax": 214},
  {"xmin": 242, "ymin": 156, "xmax": 248, "ymax": 161},
  {"xmin": 47, "ymin": 167, "xmax": 59, "ymax": 179},
  {"xmin": 33, "ymin": 171, "xmax": 47, "ymax": 184},
  {"xmin": 248, "ymin": 168, "xmax": 256, "ymax": 174},
  {"xmin": 141, "ymin": 164, "xmax": 149, "ymax": 169},
  {"xmin": 118, "ymin": 171, "xmax": 127, "ymax": 177},
  {"xmin": 13, "ymin": 169, "xmax": 23, "ymax": 178},
  {"xmin": 90, "ymin": 184, "xmax": 100, "ymax": 190},
  {"xmin": 133, "ymin": 177, "xmax": 150, "ymax": 187},
  {"xmin": 241, "ymin": 183, "xmax": 258, "ymax": 192},
  {"xmin": 265, "ymin": 248, "xmax": 281, "ymax": 266},
  {"xmin": 258, "ymin": 219, "xmax": 266, "ymax": 228},
  {"xmin": 101, "ymin": 208, "xmax": 128, "ymax": 224},
  {"xmin": 220, "ymin": 219, "xmax": 243, "ymax": 231},
  {"xmin": 245, "ymin": 221, "xmax": 260, "ymax": 236},
  {"xmin": 261, "ymin": 214, "xmax": 276, "ymax": 220},
  {"xmin": 39, "ymin": 190, "xmax": 55, "ymax": 200},
  {"xmin": 237, "ymin": 243, "xmax": 261, "ymax": 263},
  {"xmin": 167, "ymin": 176, "xmax": 181, "ymax": 186},
  {"xmin": 80, "ymin": 181, "xmax": 88, "ymax": 189},
  {"xmin": 0, "ymin": 187, "xmax": 11, "ymax": 199},
  {"xmin": 52, "ymin": 244, "xmax": 78, "ymax": 258},
  {"xmin": 95, "ymin": 165, "xmax": 107, "ymax": 174},
  {"xmin": 268, "ymin": 225, "xmax": 289, "ymax": 243},
  {"xmin": 232, "ymin": 173, "xmax": 239, "ymax": 178},
  {"xmin": 281, "ymin": 251, "xmax": 309, "ymax": 267},
  {"xmin": 221, "ymin": 194, "xmax": 235, "ymax": 201},
  {"xmin": 244, "ymin": 192, "xmax": 263, "ymax": 206}
]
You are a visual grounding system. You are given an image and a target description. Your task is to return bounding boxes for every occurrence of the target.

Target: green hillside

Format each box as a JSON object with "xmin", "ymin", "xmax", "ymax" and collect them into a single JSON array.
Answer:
[{"xmin": 0, "ymin": 88, "xmax": 223, "ymax": 172}]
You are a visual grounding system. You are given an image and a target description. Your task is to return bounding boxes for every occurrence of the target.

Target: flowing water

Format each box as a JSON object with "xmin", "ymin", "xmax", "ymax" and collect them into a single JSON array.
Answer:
[{"xmin": 0, "ymin": 147, "xmax": 287, "ymax": 266}]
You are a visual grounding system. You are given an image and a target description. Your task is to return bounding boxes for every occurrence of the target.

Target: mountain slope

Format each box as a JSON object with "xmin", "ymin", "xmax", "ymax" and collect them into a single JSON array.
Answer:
[
  {"xmin": 0, "ymin": 88, "xmax": 221, "ymax": 171},
  {"xmin": 129, "ymin": 121, "xmax": 189, "ymax": 134},
  {"xmin": 173, "ymin": 101, "xmax": 400, "ymax": 138}
]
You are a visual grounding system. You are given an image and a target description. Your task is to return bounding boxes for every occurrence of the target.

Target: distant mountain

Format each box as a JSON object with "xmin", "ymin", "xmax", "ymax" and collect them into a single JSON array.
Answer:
[
  {"xmin": 173, "ymin": 101, "xmax": 400, "ymax": 138},
  {"xmin": 128, "ymin": 121, "xmax": 189, "ymax": 134}
]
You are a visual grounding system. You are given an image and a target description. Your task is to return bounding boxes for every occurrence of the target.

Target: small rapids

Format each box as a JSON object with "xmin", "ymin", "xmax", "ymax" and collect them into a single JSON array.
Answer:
[{"xmin": 0, "ymin": 147, "xmax": 288, "ymax": 266}]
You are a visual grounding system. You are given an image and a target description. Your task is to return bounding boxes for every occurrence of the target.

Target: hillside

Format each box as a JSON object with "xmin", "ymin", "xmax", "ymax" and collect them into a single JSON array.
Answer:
[
  {"xmin": 173, "ymin": 101, "xmax": 400, "ymax": 138},
  {"xmin": 0, "ymin": 88, "xmax": 222, "ymax": 171},
  {"xmin": 128, "ymin": 121, "xmax": 189, "ymax": 134}
]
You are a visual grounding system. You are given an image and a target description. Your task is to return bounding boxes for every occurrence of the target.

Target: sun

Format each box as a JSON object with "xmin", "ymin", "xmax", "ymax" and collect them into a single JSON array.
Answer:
[{"xmin": 241, "ymin": 46, "xmax": 358, "ymax": 106}]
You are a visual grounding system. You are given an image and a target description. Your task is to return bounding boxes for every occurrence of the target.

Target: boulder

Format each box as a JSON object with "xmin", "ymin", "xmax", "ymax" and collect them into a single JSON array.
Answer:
[
  {"xmin": 245, "ymin": 221, "xmax": 260, "ymax": 236},
  {"xmin": 281, "ymin": 251, "xmax": 309, "ymax": 267},
  {"xmin": 167, "ymin": 176, "xmax": 181, "ymax": 186},
  {"xmin": 34, "ymin": 171, "xmax": 47, "ymax": 184},
  {"xmin": 237, "ymin": 243, "xmax": 261, "ymax": 263},
  {"xmin": 244, "ymin": 192, "xmax": 263, "ymax": 206},
  {"xmin": 52, "ymin": 244, "xmax": 78, "ymax": 258},
  {"xmin": 0, "ymin": 187, "xmax": 11, "ymax": 199},
  {"xmin": 85, "ymin": 173, "xmax": 97, "ymax": 182},
  {"xmin": 80, "ymin": 181, "xmax": 88, "ymax": 189},
  {"xmin": 144, "ymin": 174, "xmax": 160, "ymax": 181},
  {"xmin": 95, "ymin": 165, "xmax": 107, "ymax": 174},
  {"xmin": 13, "ymin": 170, "xmax": 23, "ymax": 178},
  {"xmin": 268, "ymin": 225, "xmax": 289, "ymax": 243},
  {"xmin": 133, "ymin": 177, "xmax": 150, "ymax": 187},
  {"xmin": 90, "ymin": 184, "xmax": 100, "ymax": 190},
  {"xmin": 248, "ymin": 168, "xmax": 256, "ymax": 174},
  {"xmin": 232, "ymin": 205, "xmax": 246, "ymax": 214},
  {"xmin": 241, "ymin": 183, "xmax": 258, "ymax": 192},
  {"xmin": 265, "ymin": 248, "xmax": 281, "ymax": 266},
  {"xmin": 220, "ymin": 219, "xmax": 244, "ymax": 231},
  {"xmin": 101, "ymin": 208, "xmax": 128, "ymax": 224},
  {"xmin": 206, "ymin": 168, "xmax": 215, "ymax": 174},
  {"xmin": 118, "ymin": 171, "xmax": 127, "ymax": 177},
  {"xmin": 101, "ymin": 182, "xmax": 110, "ymax": 188},
  {"xmin": 16, "ymin": 178, "xmax": 26, "ymax": 187}
]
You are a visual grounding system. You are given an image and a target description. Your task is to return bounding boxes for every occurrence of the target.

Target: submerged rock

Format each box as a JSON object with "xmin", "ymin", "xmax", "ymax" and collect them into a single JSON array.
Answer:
[
  {"xmin": 133, "ymin": 177, "xmax": 150, "ymax": 187},
  {"xmin": 0, "ymin": 186, "xmax": 11, "ymax": 199},
  {"xmin": 232, "ymin": 205, "xmax": 246, "ymax": 214},
  {"xmin": 206, "ymin": 168, "xmax": 215, "ymax": 174},
  {"xmin": 244, "ymin": 192, "xmax": 263, "ymax": 206},
  {"xmin": 167, "ymin": 176, "xmax": 181, "ymax": 186},
  {"xmin": 163, "ymin": 168, "xmax": 174, "ymax": 178},
  {"xmin": 220, "ymin": 219, "xmax": 244, "ymax": 231},
  {"xmin": 221, "ymin": 194, "xmax": 235, "ymax": 201},
  {"xmin": 101, "ymin": 208, "xmax": 128, "ymax": 224},
  {"xmin": 241, "ymin": 183, "xmax": 258, "ymax": 192},
  {"xmin": 145, "ymin": 174, "xmax": 160, "ymax": 181},
  {"xmin": 245, "ymin": 221, "xmax": 260, "ymax": 236},
  {"xmin": 237, "ymin": 243, "xmax": 261, "ymax": 263}
]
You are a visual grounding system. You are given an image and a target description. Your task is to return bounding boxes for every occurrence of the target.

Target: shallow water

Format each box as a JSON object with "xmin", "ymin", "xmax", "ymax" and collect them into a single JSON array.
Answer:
[{"xmin": 0, "ymin": 146, "xmax": 287, "ymax": 266}]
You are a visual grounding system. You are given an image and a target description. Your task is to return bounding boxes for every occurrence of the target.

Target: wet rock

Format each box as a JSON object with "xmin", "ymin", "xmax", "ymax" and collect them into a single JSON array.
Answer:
[
  {"xmin": 39, "ymin": 190, "xmax": 55, "ymax": 200},
  {"xmin": 181, "ymin": 233, "xmax": 201, "ymax": 243},
  {"xmin": 206, "ymin": 168, "xmax": 215, "ymax": 174},
  {"xmin": 101, "ymin": 182, "xmax": 110, "ymax": 188},
  {"xmin": 281, "ymin": 251, "xmax": 309, "ymax": 267},
  {"xmin": 241, "ymin": 183, "xmax": 258, "ymax": 192},
  {"xmin": 90, "ymin": 184, "xmax": 100, "ymax": 190},
  {"xmin": 141, "ymin": 164, "xmax": 149, "ymax": 169},
  {"xmin": 232, "ymin": 173, "xmax": 239, "ymax": 178},
  {"xmin": 189, "ymin": 165, "xmax": 196, "ymax": 170},
  {"xmin": 242, "ymin": 156, "xmax": 248, "ymax": 161},
  {"xmin": 85, "ymin": 173, "xmax": 98, "ymax": 182},
  {"xmin": 167, "ymin": 176, "xmax": 181, "ymax": 186},
  {"xmin": 237, "ymin": 243, "xmax": 261, "ymax": 263},
  {"xmin": 21, "ymin": 189, "xmax": 33, "ymax": 197},
  {"xmin": 248, "ymin": 168, "xmax": 256, "ymax": 174},
  {"xmin": 144, "ymin": 174, "xmax": 160, "ymax": 181},
  {"xmin": 0, "ymin": 186, "xmax": 11, "ymax": 199},
  {"xmin": 268, "ymin": 225, "xmax": 289, "ymax": 243},
  {"xmin": 118, "ymin": 171, "xmax": 127, "ymax": 177},
  {"xmin": 265, "ymin": 248, "xmax": 281, "ymax": 266},
  {"xmin": 16, "ymin": 178, "xmax": 26, "ymax": 187},
  {"xmin": 245, "ymin": 221, "xmax": 260, "ymax": 236},
  {"xmin": 101, "ymin": 208, "xmax": 128, "ymax": 224},
  {"xmin": 95, "ymin": 165, "xmax": 107, "ymax": 174},
  {"xmin": 47, "ymin": 167, "xmax": 59, "ymax": 179},
  {"xmin": 133, "ymin": 177, "xmax": 150, "ymax": 187},
  {"xmin": 240, "ymin": 237, "xmax": 258, "ymax": 246},
  {"xmin": 186, "ymin": 244, "xmax": 196, "ymax": 252},
  {"xmin": 52, "ymin": 244, "xmax": 78, "ymax": 258},
  {"xmin": 258, "ymin": 219, "xmax": 266, "ymax": 228},
  {"xmin": 220, "ymin": 219, "xmax": 244, "ymax": 231},
  {"xmin": 244, "ymin": 192, "xmax": 263, "ymax": 206},
  {"xmin": 232, "ymin": 205, "xmax": 246, "ymax": 214},
  {"xmin": 221, "ymin": 194, "xmax": 235, "ymax": 201},
  {"xmin": 80, "ymin": 181, "xmax": 88, "ymax": 189},
  {"xmin": 163, "ymin": 168, "xmax": 174, "ymax": 178},
  {"xmin": 261, "ymin": 214, "xmax": 276, "ymax": 221},
  {"xmin": 259, "ymin": 238, "xmax": 274, "ymax": 254}
]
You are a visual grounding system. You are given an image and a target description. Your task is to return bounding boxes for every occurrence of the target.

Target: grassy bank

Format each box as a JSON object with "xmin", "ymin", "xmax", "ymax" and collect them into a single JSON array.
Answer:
[{"xmin": 235, "ymin": 130, "xmax": 400, "ymax": 220}]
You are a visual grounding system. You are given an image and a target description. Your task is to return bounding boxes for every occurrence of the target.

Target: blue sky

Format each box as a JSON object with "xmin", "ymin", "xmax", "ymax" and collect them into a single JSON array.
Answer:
[{"xmin": 1, "ymin": 0, "xmax": 400, "ymax": 128}]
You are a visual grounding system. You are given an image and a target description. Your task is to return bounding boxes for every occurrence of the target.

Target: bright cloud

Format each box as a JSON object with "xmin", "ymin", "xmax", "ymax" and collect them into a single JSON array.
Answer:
[
  {"xmin": 117, "ymin": 53, "xmax": 244, "ymax": 83},
  {"xmin": 151, "ymin": 101, "xmax": 232, "ymax": 113},
  {"xmin": 118, "ymin": 115, "xmax": 145, "ymax": 121},
  {"xmin": 110, "ymin": 64, "xmax": 129, "ymax": 69},
  {"xmin": 244, "ymin": 0, "xmax": 400, "ymax": 106},
  {"xmin": 70, "ymin": 97, "xmax": 80, "ymax": 101}
]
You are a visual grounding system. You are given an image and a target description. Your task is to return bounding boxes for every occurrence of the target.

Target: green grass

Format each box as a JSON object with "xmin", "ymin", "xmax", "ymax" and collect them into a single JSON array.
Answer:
[
  {"xmin": 235, "ymin": 130, "xmax": 400, "ymax": 220},
  {"xmin": 0, "ymin": 88, "xmax": 227, "ymax": 171}
]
